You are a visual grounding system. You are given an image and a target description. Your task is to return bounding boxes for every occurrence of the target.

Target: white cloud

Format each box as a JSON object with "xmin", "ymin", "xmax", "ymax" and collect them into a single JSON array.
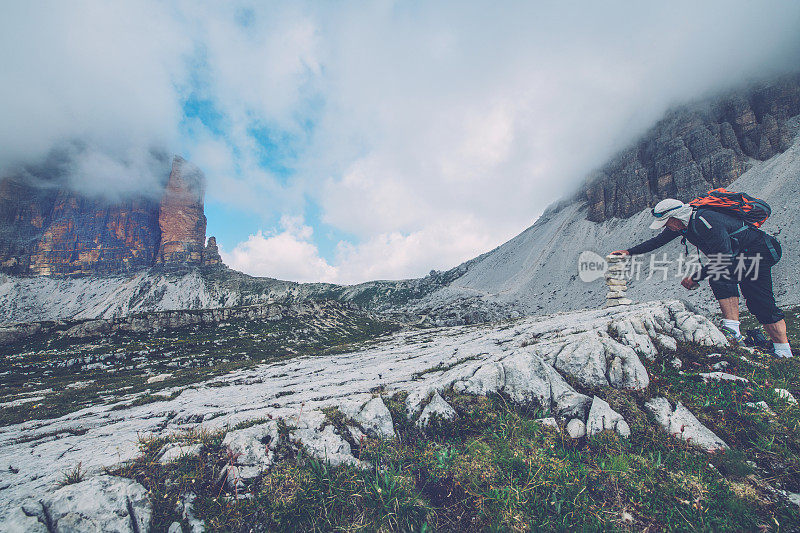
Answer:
[
  {"xmin": 3, "ymin": 1, "xmax": 800, "ymax": 283},
  {"xmin": 222, "ymin": 213, "xmax": 501, "ymax": 284},
  {"xmin": 333, "ymin": 216, "xmax": 498, "ymax": 283},
  {"xmin": 221, "ymin": 216, "xmax": 337, "ymax": 283},
  {"xmin": 0, "ymin": 1, "xmax": 189, "ymax": 190}
]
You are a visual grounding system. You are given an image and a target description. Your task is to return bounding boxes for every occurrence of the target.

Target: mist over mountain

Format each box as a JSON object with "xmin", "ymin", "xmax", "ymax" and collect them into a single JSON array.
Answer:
[{"xmin": 3, "ymin": 1, "xmax": 800, "ymax": 283}]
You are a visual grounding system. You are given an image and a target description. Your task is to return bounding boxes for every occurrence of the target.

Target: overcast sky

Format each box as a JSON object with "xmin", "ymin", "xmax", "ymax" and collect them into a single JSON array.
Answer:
[{"xmin": 2, "ymin": 1, "xmax": 799, "ymax": 283}]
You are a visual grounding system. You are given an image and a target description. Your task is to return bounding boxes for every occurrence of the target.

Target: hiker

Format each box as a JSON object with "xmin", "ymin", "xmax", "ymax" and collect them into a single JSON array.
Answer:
[{"xmin": 610, "ymin": 196, "xmax": 792, "ymax": 358}]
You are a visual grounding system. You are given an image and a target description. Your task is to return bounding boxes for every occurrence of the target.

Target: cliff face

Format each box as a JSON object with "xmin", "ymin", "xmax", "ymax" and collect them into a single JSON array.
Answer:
[
  {"xmin": 29, "ymin": 193, "xmax": 161, "ymax": 276},
  {"xmin": 581, "ymin": 75, "xmax": 800, "ymax": 222},
  {"xmin": 155, "ymin": 156, "xmax": 207, "ymax": 266},
  {"xmin": 0, "ymin": 155, "xmax": 221, "ymax": 276}
]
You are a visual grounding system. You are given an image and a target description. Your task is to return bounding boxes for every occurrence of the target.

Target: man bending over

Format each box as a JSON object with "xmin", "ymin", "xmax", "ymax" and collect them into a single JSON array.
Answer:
[{"xmin": 610, "ymin": 198, "xmax": 791, "ymax": 357}]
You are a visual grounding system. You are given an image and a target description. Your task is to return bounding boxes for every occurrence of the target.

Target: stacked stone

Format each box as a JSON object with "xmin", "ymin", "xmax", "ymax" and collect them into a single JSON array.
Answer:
[{"xmin": 605, "ymin": 255, "xmax": 633, "ymax": 307}]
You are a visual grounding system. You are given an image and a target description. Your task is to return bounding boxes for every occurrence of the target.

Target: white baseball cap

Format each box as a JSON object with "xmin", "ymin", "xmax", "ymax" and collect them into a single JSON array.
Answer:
[{"xmin": 649, "ymin": 198, "xmax": 687, "ymax": 229}]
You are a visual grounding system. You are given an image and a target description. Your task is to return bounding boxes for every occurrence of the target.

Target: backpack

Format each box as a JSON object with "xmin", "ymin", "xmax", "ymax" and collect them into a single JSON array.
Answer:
[
  {"xmin": 684, "ymin": 188, "xmax": 779, "ymax": 263},
  {"xmin": 687, "ymin": 188, "xmax": 771, "ymax": 228}
]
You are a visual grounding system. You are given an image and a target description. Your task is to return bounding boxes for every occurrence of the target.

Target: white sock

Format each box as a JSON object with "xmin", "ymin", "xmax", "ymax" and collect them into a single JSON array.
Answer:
[
  {"xmin": 722, "ymin": 319, "xmax": 741, "ymax": 337},
  {"xmin": 773, "ymin": 342, "xmax": 793, "ymax": 358}
]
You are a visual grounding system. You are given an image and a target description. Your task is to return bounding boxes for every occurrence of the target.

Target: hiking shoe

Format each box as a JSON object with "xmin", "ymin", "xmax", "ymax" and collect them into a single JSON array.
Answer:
[
  {"xmin": 755, "ymin": 345, "xmax": 794, "ymax": 358},
  {"xmin": 719, "ymin": 325, "xmax": 745, "ymax": 347},
  {"xmin": 744, "ymin": 329, "xmax": 772, "ymax": 350}
]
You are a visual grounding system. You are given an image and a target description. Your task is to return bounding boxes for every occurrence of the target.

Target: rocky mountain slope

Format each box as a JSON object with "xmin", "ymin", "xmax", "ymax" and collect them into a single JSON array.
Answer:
[
  {"xmin": 0, "ymin": 155, "xmax": 219, "ymax": 276},
  {"xmin": 1, "ymin": 76, "xmax": 798, "ymax": 328},
  {"xmin": 398, "ymin": 78, "xmax": 800, "ymax": 324},
  {"xmin": 581, "ymin": 74, "xmax": 800, "ymax": 222}
]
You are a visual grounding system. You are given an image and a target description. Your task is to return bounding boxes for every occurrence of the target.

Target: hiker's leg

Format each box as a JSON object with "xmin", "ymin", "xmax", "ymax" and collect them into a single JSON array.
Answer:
[
  {"xmin": 763, "ymin": 320, "xmax": 789, "ymax": 344},
  {"xmin": 718, "ymin": 297, "xmax": 740, "ymax": 321},
  {"xmin": 709, "ymin": 277, "xmax": 740, "ymax": 320},
  {"xmin": 740, "ymin": 261, "xmax": 786, "ymax": 341}
]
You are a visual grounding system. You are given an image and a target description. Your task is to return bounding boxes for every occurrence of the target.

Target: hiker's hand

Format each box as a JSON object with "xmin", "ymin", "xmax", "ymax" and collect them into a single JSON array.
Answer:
[
  {"xmin": 681, "ymin": 277, "xmax": 699, "ymax": 290},
  {"xmin": 609, "ymin": 250, "xmax": 629, "ymax": 256}
]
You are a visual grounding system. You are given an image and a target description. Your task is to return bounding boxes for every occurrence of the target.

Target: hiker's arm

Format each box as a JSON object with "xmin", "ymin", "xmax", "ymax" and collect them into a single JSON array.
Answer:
[
  {"xmin": 626, "ymin": 229, "xmax": 681, "ymax": 256},
  {"xmin": 691, "ymin": 222, "xmax": 734, "ymax": 282}
]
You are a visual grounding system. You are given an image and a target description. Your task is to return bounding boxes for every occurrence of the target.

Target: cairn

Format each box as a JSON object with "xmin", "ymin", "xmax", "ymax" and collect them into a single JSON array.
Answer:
[{"xmin": 604, "ymin": 254, "xmax": 633, "ymax": 307}]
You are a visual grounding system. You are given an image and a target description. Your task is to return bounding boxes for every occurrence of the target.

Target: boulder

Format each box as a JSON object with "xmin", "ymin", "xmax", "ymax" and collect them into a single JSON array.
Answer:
[
  {"xmin": 340, "ymin": 397, "xmax": 395, "ymax": 439},
  {"xmin": 698, "ymin": 372, "xmax": 748, "ymax": 383},
  {"xmin": 293, "ymin": 425, "xmax": 363, "ymax": 467},
  {"xmin": 775, "ymin": 388, "xmax": 798, "ymax": 405},
  {"xmin": 147, "ymin": 373, "xmax": 173, "ymax": 384},
  {"xmin": 566, "ymin": 418, "xmax": 586, "ymax": 439},
  {"xmin": 452, "ymin": 349, "xmax": 592, "ymax": 420},
  {"xmin": 416, "ymin": 392, "xmax": 457, "ymax": 428},
  {"xmin": 159, "ymin": 443, "xmax": 202, "ymax": 464},
  {"xmin": 645, "ymin": 397, "xmax": 728, "ymax": 451},
  {"xmin": 585, "ymin": 396, "xmax": 629, "ymax": 437},
  {"xmin": 221, "ymin": 421, "xmax": 280, "ymax": 479},
  {"xmin": 536, "ymin": 417, "xmax": 559, "ymax": 429},
  {"xmin": 33, "ymin": 475, "xmax": 152, "ymax": 533}
]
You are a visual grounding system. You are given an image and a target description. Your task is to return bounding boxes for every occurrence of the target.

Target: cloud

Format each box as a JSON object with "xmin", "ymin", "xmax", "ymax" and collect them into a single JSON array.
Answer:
[
  {"xmin": 0, "ymin": 1, "xmax": 189, "ymax": 193},
  {"xmin": 221, "ymin": 215, "xmax": 338, "ymax": 283},
  {"xmin": 333, "ymin": 216, "xmax": 498, "ymax": 284},
  {"xmin": 222, "ymin": 213, "xmax": 497, "ymax": 284},
  {"xmin": 2, "ymin": 1, "xmax": 800, "ymax": 282}
]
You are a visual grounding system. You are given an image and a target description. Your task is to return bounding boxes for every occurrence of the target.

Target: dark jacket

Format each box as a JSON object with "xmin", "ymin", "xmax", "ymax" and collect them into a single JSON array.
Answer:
[{"xmin": 627, "ymin": 208, "xmax": 778, "ymax": 281}]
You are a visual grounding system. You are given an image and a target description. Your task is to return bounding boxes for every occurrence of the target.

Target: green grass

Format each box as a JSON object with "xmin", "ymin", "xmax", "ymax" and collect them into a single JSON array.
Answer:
[{"xmin": 121, "ymin": 388, "xmax": 799, "ymax": 532}]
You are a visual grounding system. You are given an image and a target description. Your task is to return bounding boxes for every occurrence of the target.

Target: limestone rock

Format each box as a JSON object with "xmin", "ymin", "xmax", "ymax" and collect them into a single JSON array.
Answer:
[
  {"xmin": 585, "ymin": 396, "xmax": 628, "ymax": 437},
  {"xmin": 775, "ymin": 388, "xmax": 798, "ymax": 405},
  {"xmin": 699, "ymin": 372, "xmax": 748, "ymax": 383},
  {"xmin": 536, "ymin": 417, "xmax": 558, "ymax": 429},
  {"xmin": 605, "ymin": 298, "xmax": 633, "ymax": 307},
  {"xmin": 548, "ymin": 334, "xmax": 649, "ymax": 390},
  {"xmin": 341, "ymin": 397, "xmax": 395, "ymax": 439},
  {"xmin": 416, "ymin": 392, "xmax": 457, "ymax": 428},
  {"xmin": 40, "ymin": 475, "xmax": 152, "ymax": 533},
  {"xmin": 203, "ymin": 236, "xmax": 223, "ymax": 266},
  {"xmin": 156, "ymin": 157, "xmax": 207, "ymax": 265},
  {"xmin": 645, "ymin": 397, "xmax": 728, "ymax": 451},
  {"xmin": 451, "ymin": 348, "xmax": 592, "ymax": 420},
  {"xmin": 159, "ymin": 443, "xmax": 202, "ymax": 464},
  {"xmin": 216, "ymin": 464, "xmax": 244, "ymax": 491},
  {"xmin": 295, "ymin": 425, "xmax": 362, "ymax": 467},
  {"xmin": 147, "ymin": 373, "xmax": 173, "ymax": 384},
  {"xmin": 661, "ymin": 301, "xmax": 729, "ymax": 346},
  {"xmin": 347, "ymin": 425, "xmax": 366, "ymax": 443},
  {"xmin": 566, "ymin": 418, "xmax": 586, "ymax": 439},
  {"xmin": 1, "ymin": 506, "xmax": 49, "ymax": 533},
  {"xmin": 221, "ymin": 421, "xmax": 280, "ymax": 478},
  {"xmin": 177, "ymin": 492, "xmax": 204, "ymax": 533}
]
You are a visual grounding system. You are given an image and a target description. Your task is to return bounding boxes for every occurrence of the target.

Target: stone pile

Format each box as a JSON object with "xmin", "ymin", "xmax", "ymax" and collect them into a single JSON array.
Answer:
[{"xmin": 604, "ymin": 254, "xmax": 632, "ymax": 307}]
